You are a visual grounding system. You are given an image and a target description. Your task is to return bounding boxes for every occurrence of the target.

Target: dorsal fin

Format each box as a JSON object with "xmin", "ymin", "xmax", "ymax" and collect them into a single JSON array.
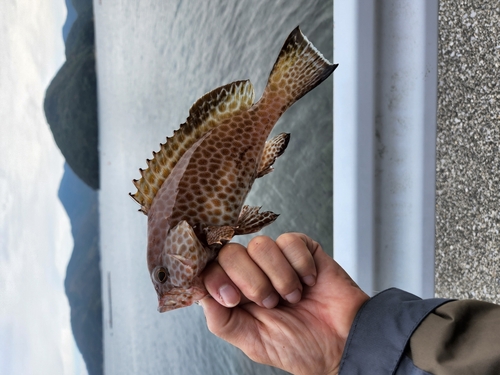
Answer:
[{"xmin": 130, "ymin": 80, "xmax": 255, "ymax": 214}]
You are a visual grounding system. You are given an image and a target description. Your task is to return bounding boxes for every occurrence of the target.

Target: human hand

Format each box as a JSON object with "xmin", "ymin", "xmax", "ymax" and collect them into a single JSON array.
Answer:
[{"xmin": 200, "ymin": 233, "xmax": 369, "ymax": 375}]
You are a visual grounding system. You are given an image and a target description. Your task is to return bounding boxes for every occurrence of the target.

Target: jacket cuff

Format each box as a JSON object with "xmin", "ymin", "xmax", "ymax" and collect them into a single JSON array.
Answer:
[{"xmin": 339, "ymin": 288, "xmax": 451, "ymax": 374}]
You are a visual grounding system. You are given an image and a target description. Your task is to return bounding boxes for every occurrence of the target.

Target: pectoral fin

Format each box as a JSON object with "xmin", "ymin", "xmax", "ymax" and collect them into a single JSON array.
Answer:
[{"xmin": 257, "ymin": 133, "xmax": 290, "ymax": 178}]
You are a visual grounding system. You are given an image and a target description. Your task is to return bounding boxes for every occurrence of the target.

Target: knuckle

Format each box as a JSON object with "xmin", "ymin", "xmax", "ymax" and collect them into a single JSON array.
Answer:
[
  {"xmin": 290, "ymin": 251, "xmax": 312, "ymax": 268},
  {"xmin": 276, "ymin": 235, "xmax": 314, "ymax": 270},
  {"xmin": 275, "ymin": 276, "xmax": 300, "ymax": 295},
  {"xmin": 219, "ymin": 243, "xmax": 246, "ymax": 262},
  {"xmin": 247, "ymin": 235, "xmax": 274, "ymax": 256},
  {"xmin": 247, "ymin": 236, "xmax": 276, "ymax": 259},
  {"xmin": 245, "ymin": 279, "xmax": 270, "ymax": 301},
  {"xmin": 276, "ymin": 232, "xmax": 301, "ymax": 248}
]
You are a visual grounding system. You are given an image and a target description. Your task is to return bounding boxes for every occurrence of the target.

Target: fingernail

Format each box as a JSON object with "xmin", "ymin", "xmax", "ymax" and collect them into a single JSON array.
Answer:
[
  {"xmin": 219, "ymin": 284, "xmax": 239, "ymax": 307},
  {"xmin": 303, "ymin": 275, "xmax": 316, "ymax": 286},
  {"xmin": 262, "ymin": 293, "xmax": 279, "ymax": 309},
  {"xmin": 285, "ymin": 289, "xmax": 301, "ymax": 304}
]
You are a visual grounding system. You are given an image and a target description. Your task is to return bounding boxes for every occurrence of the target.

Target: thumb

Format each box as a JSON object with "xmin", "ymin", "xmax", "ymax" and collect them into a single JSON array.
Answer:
[{"xmin": 200, "ymin": 296, "xmax": 255, "ymax": 346}]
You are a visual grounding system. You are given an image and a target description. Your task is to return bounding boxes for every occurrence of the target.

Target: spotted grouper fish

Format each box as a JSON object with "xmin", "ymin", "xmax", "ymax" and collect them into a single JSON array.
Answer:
[{"xmin": 130, "ymin": 27, "xmax": 337, "ymax": 312}]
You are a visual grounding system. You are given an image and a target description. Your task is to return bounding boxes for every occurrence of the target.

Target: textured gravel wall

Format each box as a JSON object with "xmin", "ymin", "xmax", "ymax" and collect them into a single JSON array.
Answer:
[{"xmin": 436, "ymin": 1, "xmax": 500, "ymax": 303}]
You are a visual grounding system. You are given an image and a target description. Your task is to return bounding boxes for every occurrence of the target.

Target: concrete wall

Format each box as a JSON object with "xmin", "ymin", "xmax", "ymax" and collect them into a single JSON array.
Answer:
[{"xmin": 436, "ymin": 1, "xmax": 500, "ymax": 303}]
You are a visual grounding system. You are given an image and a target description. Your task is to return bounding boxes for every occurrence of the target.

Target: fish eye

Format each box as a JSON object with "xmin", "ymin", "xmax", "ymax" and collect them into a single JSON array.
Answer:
[{"xmin": 155, "ymin": 267, "xmax": 168, "ymax": 283}]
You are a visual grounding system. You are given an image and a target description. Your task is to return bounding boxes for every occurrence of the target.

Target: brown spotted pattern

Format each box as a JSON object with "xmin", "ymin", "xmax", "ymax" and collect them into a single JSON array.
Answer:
[
  {"xmin": 130, "ymin": 80, "xmax": 255, "ymax": 214},
  {"xmin": 133, "ymin": 27, "xmax": 337, "ymax": 312}
]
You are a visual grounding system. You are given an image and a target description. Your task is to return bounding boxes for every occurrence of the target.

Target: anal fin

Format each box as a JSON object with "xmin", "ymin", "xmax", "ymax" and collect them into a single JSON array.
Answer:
[
  {"xmin": 234, "ymin": 205, "xmax": 279, "ymax": 235},
  {"xmin": 257, "ymin": 133, "xmax": 290, "ymax": 178}
]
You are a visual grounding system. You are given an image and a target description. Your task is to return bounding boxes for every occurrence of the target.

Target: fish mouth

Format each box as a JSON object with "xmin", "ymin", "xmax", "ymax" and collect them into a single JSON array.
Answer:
[
  {"xmin": 158, "ymin": 300, "xmax": 187, "ymax": 313},
  {"xmin": 157, "ymin": 287, "xmax": 208, "ymax": 313}
]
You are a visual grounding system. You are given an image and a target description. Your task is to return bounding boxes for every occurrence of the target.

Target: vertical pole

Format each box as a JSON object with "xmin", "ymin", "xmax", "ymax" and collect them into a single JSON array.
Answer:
[
  {"xmin": 334, "ymin": 0, "xmax": 438, "ymax": 298},
  {"xmin": 334, "ymin": 0, "xmax": 375, "ymax": 294}
]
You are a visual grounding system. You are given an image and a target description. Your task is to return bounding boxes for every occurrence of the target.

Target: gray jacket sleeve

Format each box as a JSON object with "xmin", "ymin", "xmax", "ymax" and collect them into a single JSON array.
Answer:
[{"xmin": 338, "ymin": 288, "xmax": 500, "ymax": 375}]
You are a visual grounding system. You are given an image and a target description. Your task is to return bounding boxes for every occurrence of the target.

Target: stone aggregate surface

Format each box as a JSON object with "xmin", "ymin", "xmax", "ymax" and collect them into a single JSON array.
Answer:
[{"xmin": 436, "ymin": 1, "xmax": 500, "ymax": 303}]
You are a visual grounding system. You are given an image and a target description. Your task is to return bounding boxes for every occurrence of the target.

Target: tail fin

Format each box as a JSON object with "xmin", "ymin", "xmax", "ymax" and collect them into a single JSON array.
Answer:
[{"xmin": 261, "ymin": 26, "xmax": 337, "ymax": 112}]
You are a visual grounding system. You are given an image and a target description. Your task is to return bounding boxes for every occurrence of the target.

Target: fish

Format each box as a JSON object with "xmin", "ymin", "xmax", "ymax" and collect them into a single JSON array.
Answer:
[{"xmin": 130, "ymin": 26, "xmax": 337, "ymax": 312}]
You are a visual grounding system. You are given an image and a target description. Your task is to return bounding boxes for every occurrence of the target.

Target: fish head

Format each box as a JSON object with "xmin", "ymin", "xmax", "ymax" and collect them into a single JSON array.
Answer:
[
  {"xmin": 151, "ymin": 257, "xmax": 208, "ymax": 312},
  {"xmin": 148, "ymin": 220, "xmax": 211, "ymax": 312}
]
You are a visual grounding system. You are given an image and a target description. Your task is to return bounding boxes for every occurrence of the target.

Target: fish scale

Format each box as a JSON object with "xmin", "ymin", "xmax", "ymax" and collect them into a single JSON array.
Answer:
[{"xmin": 131, "ymin": 26, "xmax": 338, "ymax": 312}]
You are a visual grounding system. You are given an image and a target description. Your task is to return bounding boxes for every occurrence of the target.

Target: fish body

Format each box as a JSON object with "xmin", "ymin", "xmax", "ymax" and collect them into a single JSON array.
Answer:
[{"xmin": 131, "ymin": 27, "xmax": 337, "ymax": 312}]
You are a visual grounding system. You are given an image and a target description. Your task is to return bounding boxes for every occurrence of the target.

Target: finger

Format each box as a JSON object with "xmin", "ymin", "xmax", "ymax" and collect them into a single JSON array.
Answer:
[
  {"xmin": 202, "ymin": 261, "xmax": 241, "ymax": 308},
  {"xmin": 247, "ymin": 236, "xmax": 304, "ymax": 304},
  {"xmin": 276, "ymin": 233, "xmax": 318, "ymax": 286},
  {"xmin": 217, "ymin": 242, "xmax": 280, "ymax": 309}
]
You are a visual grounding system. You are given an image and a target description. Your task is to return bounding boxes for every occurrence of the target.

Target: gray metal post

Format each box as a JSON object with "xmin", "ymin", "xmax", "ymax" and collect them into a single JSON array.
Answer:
[
  {"xmin": 334, "ymin": 0, "xmax": 438, "ymax": 298},
  {"xmin": 334, "ymin": 0, "xmax": 376, "ymax": 295}
]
